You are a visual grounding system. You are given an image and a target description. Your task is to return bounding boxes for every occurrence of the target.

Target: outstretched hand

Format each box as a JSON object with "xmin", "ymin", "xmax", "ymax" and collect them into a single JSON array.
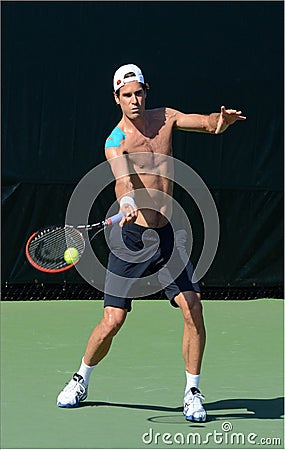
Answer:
[{"xmin": 215, "ymin": 105, "xmax": 246, "ymax": 134}]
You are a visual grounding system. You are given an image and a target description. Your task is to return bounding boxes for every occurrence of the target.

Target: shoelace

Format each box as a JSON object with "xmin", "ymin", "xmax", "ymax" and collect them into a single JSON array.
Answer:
[
  {"xmin": 64, "ymin": 378, "xmax": 86, "ymax": 395},
  {"xmin": 185, "ymin": 392, "xmax": 205, "ymax": 408}
]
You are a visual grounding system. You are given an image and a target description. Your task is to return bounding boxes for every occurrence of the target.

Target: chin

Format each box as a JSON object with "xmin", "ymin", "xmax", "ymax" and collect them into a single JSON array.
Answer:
[{"xmin": 129, "ymin": 112, "xmax": 141, "ymax": 120}]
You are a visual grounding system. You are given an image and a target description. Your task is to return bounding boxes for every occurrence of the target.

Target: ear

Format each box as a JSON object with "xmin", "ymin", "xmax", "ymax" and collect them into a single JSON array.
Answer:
[{"xmin": 114, "ymin": 92, "xmax": 120, "ymax": 105}]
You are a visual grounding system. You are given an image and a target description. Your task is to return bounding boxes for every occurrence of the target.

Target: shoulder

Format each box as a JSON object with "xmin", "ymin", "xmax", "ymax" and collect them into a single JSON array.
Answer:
[
  {"xmin": 146, "ymin": 107, "xmax": 176, "ymax": 117},
  {"xmin": 105, "ymin": 126, "xmax": 126, "ymax": 149},
  {"xmin": 149, "ymin": 107, "xmax": 181, "ymax": 121},
  {"xmin": 146, "ymin": 107, "xmax": 180, "ymax": 126},
  {"xmin": 165, "ymin": 107, "xmax": 182, "ymax": 121}
]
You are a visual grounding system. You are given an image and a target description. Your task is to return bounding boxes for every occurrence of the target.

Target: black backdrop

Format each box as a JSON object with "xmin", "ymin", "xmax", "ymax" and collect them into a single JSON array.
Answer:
[{"xmin": 2, "ymin": 1, "xmax": 283, "ymax": 288}]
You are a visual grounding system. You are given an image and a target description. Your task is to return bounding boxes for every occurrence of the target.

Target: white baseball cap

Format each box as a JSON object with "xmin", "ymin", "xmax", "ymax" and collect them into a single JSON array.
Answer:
[{"xmin": 113, "ymin": 63, "xmax": 145, "ymax": 92}]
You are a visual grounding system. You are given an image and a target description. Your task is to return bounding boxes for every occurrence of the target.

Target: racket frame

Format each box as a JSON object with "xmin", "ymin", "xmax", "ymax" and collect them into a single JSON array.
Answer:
[{"xmin": 25, "ymin": 212, "xmax": 124, "ymax": 273}]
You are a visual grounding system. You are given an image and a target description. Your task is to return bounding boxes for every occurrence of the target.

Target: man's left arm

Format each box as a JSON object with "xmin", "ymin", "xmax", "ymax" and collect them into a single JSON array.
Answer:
[{"xmin": 173, "ymin": 105, "xmax": 246, "ymax": 134}]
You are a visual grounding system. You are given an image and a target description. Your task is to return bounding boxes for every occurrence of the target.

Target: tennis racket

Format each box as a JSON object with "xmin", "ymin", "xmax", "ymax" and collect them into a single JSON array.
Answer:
[{"xmin": 25, "ymin": 212, "xmax": 124, "ymax": 273}]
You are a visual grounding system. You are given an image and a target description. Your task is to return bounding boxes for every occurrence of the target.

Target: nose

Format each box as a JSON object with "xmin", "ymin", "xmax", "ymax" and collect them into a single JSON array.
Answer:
[{"xmin": 130, "ymin": 94, "xmax": 138, "ymax": 104}]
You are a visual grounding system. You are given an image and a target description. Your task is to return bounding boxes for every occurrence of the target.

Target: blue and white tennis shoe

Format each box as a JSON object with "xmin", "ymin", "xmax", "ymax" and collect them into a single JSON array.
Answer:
[
  {"xmin": 183, "ymin": 387, "xmax": 206, "ymax": 422},
  {"xmin": 57, "ymin": 373, "xmax": 88, "ymax": 408}
]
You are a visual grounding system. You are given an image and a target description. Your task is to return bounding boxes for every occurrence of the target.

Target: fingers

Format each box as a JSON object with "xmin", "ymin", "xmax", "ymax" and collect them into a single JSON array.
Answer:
[
  {"xmin": 119, "ymin": 204, "xmax": 138, "ymax": 227},
  {"xmin": 222, "ymin": 105, "xmax": 246, "ymax": 118},
  {"xmin": 119, "ymin": 214, "xmax": 137, "ymax": 227},
  {"xmin": 215, "ymin": 106, "xmax": 246, "ymax": 134}
]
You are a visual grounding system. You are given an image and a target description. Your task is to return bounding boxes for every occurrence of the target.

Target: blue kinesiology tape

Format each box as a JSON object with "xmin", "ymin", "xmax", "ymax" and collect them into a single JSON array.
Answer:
[{"xmin": 105, "ymin": 126, "xmax": 126, "ymax": 149}]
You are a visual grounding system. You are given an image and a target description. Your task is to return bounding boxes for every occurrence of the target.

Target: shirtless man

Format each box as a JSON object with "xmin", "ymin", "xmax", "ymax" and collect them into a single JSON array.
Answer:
[{"xmin": 57, "ymin": 64, "xmax": 246, "ymax": 421}]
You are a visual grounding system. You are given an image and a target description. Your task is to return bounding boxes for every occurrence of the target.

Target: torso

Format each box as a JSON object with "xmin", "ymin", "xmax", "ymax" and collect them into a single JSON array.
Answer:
[{"xmin": 118, "ymin": 108, "xmax": 176, "ymax": 228}]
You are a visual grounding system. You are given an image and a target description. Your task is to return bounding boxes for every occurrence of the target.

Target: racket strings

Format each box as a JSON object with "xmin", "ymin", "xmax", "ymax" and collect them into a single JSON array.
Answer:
[{"xmin": 28, "ymin": 226, "xmax": 85, "ymax": 270}]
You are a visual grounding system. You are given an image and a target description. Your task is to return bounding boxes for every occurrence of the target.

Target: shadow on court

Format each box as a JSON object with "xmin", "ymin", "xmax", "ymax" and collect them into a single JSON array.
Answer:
[
  {"xmin": 77, "ymin": 397, "xmax": 284, "ymax": 421},
  {"xmin": 204, "ymin": 397, "xmax": 284, "ymax": 420}
]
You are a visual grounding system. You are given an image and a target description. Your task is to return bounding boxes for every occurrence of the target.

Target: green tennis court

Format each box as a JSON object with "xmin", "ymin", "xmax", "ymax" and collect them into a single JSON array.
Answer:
[{"xmin": 1, "ymin": 298, "xmax": 283, "ymax": 449}]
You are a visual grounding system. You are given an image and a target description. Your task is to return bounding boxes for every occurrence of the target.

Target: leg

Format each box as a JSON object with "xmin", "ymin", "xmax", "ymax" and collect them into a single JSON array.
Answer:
[
  {"xmin": 57, "ymin": 306, "xmax": 127, "ymax": 408},
  {"xmin": 84, "ymin": 306, "xmax": 128, "ymax": 366},
  {"xmin": 173, "ymin": 291, "xmax": 206, "ymax": 374},
  {"xmin": 174, "ymin": 291, "xmax": 207, "ymax": 422}
]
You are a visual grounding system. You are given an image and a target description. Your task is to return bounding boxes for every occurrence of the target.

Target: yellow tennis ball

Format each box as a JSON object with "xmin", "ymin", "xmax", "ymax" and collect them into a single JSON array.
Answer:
[{"xmin": 64, "ymin": 247, "xmax": 79, "ymax": 264}]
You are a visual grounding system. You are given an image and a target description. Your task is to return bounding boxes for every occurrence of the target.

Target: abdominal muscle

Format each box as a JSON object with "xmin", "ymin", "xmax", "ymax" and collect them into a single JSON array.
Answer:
[{"xmin": 131, "ymin": 172, "xmax": 173, "ymax": 228}]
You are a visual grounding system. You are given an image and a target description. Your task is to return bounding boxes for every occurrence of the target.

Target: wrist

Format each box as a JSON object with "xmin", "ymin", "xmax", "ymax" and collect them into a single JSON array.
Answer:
[
  {"xmin": 219, "ymin": 117, "xmax": 229, "ymax": 133},
  {"xmin": 119, "ymin": 196, "xmax": 136, "ymax": 208},
  {"xmin": 208, "ymin": 113, "xmax": 220, "ymax": 133}
]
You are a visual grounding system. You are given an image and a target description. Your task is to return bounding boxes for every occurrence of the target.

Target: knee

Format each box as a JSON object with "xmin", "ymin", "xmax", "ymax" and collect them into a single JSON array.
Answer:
[
  {"xmin": 101, "ymin": 307, "xmax": 127, "ymax": 338},
  {"xmin": 185, "ymin": 299, "xmax": 203, "ymax": 322},
  {"xmin": 176, "ymin": 292, "xmax": 204, "ymax": 323}
]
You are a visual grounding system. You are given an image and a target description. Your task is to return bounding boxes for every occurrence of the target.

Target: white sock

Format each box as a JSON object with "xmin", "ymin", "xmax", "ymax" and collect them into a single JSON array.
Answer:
[
  {"xmin": 185, "ymin": 371, "xmax": 200, "ymax": 395},
  {"xmin": 77, "ymin": 357, "xmax": 96, "ymax": 385}
]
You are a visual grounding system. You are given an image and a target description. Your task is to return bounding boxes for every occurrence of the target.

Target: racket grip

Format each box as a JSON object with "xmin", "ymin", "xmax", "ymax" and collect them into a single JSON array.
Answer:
[{"xmin": 104, "ymin": 212, "xmax": 125, "ymax": 226}]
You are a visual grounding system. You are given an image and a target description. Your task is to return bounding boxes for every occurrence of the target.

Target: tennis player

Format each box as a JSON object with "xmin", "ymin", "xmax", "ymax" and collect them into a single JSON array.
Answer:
[{"xmin": 57, "ymin": 64, "xmax": 246, "ymax": 421}]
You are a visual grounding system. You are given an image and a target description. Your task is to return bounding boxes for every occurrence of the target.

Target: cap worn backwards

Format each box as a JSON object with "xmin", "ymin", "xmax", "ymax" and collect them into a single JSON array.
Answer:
[{"xmin": 113, "ymin": 64, "xmax": 145, "ymax": 92}]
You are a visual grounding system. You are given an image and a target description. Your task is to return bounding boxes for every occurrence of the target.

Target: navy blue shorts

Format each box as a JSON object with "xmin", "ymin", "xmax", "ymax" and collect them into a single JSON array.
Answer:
[{"xmin": 104, "ymin": 222, "xmax": 200, "ymax": 312}]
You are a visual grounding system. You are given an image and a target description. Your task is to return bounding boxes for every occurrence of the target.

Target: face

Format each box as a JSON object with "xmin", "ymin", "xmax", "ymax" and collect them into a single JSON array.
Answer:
[{"xmin": 114, "ymin": 81, "xmax": 146, "ymax": 120}]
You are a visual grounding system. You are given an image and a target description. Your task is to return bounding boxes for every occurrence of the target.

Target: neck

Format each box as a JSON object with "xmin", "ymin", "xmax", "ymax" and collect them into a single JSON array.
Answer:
[{"xmin": 123, "ymin": 112, "xmax": 147, "ymax": 134}]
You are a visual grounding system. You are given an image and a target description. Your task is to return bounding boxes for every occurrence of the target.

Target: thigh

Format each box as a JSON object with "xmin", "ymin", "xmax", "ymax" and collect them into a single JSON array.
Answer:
[
  {"xmin": 104, "ymin": 251, "xmax": 150, "ymax": 312},
  {"xmin": 105, "ymin": 223, "xmax": 154, "ymax": 311},
  {"xmin": 157, "ymin": 228, "xmax": 200, "ymax": 308},
  {"xmin": 160, "ymin": 257, "xmax": 201, "ymax": 308}
]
